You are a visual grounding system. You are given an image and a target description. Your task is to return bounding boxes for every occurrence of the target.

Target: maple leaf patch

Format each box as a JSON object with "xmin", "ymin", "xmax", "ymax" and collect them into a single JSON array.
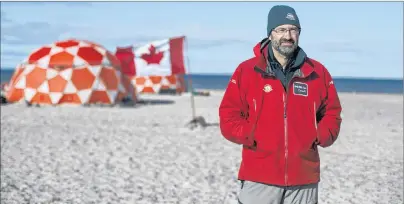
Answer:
[{"xmin": 141, "ymin": 45, "xmax": 164, "ymax": 65}]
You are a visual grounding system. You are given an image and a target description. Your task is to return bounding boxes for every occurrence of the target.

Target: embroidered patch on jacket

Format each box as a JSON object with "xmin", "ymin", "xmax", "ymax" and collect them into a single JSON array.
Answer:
[
  {"xmin": 263, "ymin": 84, "xmax": 273, "ymax": 93},
  {"xmin": 293, "ymin": 82, "xmax": 308, "ymax": 96}
]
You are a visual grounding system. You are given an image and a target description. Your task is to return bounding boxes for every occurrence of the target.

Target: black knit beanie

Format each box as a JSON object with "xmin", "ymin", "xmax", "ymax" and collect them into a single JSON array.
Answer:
[{"xmin": 267, "ymin": 5, "xmax": 301, "ymax": 36}]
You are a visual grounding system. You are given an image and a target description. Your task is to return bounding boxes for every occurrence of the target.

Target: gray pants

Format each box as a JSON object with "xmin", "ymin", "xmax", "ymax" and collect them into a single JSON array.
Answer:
[{"xmin": 237, "ymin": 180, "xmax": 318, "ymax": 204}]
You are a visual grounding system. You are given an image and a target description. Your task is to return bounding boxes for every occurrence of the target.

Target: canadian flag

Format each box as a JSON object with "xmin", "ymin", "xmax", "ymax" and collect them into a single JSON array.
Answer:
[{"xmin": 115, "ymin": 36, "xmax": 187, "ymax": 77}]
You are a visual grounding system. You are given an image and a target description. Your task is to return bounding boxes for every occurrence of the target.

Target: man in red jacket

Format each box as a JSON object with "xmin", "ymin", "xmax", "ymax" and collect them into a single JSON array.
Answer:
[{"xmin": 218, "ymin": 5, "xmax": 342, "ymax": 204}]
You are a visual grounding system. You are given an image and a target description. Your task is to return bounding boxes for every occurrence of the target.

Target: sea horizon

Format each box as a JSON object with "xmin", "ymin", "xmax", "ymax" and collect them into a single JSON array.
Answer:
[
  {"xmin": 1, "ymin": 68, "xmax": 403, "ymax": 94},
  {"xmin": 1, "ymin": 67, "xmax": 403, "ymax": 81}
]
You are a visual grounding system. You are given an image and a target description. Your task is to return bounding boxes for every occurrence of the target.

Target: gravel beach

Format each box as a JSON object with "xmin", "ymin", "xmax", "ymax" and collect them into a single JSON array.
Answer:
[{"xmin": 1, "ymin": 91, "xmax": 403, "ymax": 204}]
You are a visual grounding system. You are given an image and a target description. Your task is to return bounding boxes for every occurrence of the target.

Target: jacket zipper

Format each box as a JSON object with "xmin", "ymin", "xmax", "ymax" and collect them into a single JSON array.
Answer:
[
  {"xmin": 246, "ymin": 98, "xmax": 259, "ymax": 147},
  {"xmin": 261, "ymin": 66, "xmax": 312, "ymax": 186},
  {"xmin": 283, "ymin": 92, "xmax": 288, "ymax": 186},
  {"xmin": 283, "ymin": 71, "xmax": 308, "ymax": 186},
  {"xmin": 253, "ymin": 98, "xmax": 257, "ymax": 112},
  {"xmin": 248, "ymin": 93, "xmax": 265, "ymax": 148},
  {"xmin": 283, "ymin": 74, "xmax": 299, "ymax": 186},
  {"xmin": 314, "ymin": 101, "xmax": 317, "ymax": 130}
]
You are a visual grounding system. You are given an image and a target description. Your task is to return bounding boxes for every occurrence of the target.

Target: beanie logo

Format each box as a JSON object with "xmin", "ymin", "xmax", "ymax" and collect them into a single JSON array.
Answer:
[{"xmin": 286, "ymin": 13, "xmax": 295, "ymax": 21}]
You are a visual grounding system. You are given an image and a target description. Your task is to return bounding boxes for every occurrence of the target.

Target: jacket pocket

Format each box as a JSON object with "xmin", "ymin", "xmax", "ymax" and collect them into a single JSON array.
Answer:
[
  {"xmin": 243, "ymin": 146, "xmax": 273, "ymax": 159},
  {"xmin": 299, "ymin": 147, "xmax": 320, "ymax": 163}
]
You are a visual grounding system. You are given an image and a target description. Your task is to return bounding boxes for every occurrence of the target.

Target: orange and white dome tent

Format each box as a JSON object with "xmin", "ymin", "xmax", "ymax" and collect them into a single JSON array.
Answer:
[{"xmin": 6, "ymin": 39, "xmax": 138, "ymax": 105}]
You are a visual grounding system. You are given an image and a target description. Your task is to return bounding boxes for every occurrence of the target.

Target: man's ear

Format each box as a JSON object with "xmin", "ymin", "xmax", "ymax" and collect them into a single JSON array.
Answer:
[{"xmin": 268, "ymin": 34, "xmax": 272, "ymax": 41}]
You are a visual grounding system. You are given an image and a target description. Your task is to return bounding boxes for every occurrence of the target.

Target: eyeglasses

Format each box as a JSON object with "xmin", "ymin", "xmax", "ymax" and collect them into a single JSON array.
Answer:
[{"xmin": 272, "ymin": 28, "xmax": 300, "ymax": 35}]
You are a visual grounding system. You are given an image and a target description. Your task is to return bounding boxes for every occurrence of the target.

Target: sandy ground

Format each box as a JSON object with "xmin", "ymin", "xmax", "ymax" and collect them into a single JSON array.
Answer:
[{"xmin": 1, "ymin": 91, "xmax": 403, "ymax": 204}]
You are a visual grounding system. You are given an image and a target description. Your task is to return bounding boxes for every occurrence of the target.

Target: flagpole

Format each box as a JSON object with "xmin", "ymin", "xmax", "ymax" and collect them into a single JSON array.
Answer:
[{"xmin": 183, "ymin": 36, "xmax": 196, "ymax": 120}]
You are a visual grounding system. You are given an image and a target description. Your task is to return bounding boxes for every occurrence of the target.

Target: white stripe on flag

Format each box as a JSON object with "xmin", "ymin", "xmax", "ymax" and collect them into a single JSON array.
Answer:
[{"xmin": 134, "ymin": 39, "xmax": 172, "ymax": 77}]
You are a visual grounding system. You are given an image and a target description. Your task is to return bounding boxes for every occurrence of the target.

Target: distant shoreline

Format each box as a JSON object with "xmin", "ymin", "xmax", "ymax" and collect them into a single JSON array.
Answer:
[
  {"xmin": 191, "ymin": 89, "xmax": 404, "ymax": 96},
  {"xmin": 0, "ymin": 68, "xmax": 403, "ymax": 81},
  {"xmin": 1, "ymin": 69, "xmax": 402, "ymax": 95}
]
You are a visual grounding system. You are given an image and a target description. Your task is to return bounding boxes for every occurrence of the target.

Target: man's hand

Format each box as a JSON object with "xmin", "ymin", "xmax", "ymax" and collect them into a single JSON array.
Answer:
[{"xmin": 243, "ymin": 140, "xmax": 257, "ymax": 151}]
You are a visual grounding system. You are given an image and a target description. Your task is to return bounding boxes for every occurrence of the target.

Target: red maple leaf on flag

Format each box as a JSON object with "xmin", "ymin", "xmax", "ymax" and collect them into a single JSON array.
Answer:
[{"xmin": 140, "ymin": 45, "xmax": 164, "ymax": 65}]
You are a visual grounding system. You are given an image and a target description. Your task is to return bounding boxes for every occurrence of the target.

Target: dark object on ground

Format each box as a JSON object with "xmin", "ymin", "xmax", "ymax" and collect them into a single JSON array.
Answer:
[
  {"xmin": 1, "ymin": 95, "xmax": 7, "ymax": 104},
  {"xmin": 159, "ymin": 89, "xmax": 181, "ymax": 95},
  {"xmin": 193, "ymin": 91, "xmax": 210, "ymax": 97},
  {"xmin": 136, "ymin": 99, "xmax": 175, "ymax": 105},
  {"xmin": 186, "ymin": 116, "xmax": 219, "ymax": 130}
]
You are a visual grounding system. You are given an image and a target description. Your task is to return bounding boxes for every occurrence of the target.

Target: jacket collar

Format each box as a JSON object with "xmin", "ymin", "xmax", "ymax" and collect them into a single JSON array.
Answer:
[{"xmin": 254, "ymin": 38, "xmax": 315, "ymax": 79}]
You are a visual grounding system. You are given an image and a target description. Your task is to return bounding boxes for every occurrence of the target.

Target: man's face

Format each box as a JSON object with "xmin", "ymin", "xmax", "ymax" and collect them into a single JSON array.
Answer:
[{"xmin": 270, "ymin": 24, "xmax": 300, "ymax": 57}]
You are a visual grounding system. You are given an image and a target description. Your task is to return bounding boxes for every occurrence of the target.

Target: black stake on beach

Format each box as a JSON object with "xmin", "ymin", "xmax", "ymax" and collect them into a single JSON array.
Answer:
[{"xmin": 183, "ymin": 36, "xmax": 208, "ymax": 130}]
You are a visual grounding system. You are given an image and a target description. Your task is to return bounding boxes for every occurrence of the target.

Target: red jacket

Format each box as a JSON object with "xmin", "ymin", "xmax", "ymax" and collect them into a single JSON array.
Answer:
[{"xmin": 218, "ymin": 39, "xmax": 342, "ymax": 186}]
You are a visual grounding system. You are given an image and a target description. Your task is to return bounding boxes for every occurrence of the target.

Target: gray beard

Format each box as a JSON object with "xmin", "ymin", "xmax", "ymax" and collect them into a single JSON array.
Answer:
[{"xmin": 272, "ymin": 40, "xmax": 298, "ymax": 58}]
